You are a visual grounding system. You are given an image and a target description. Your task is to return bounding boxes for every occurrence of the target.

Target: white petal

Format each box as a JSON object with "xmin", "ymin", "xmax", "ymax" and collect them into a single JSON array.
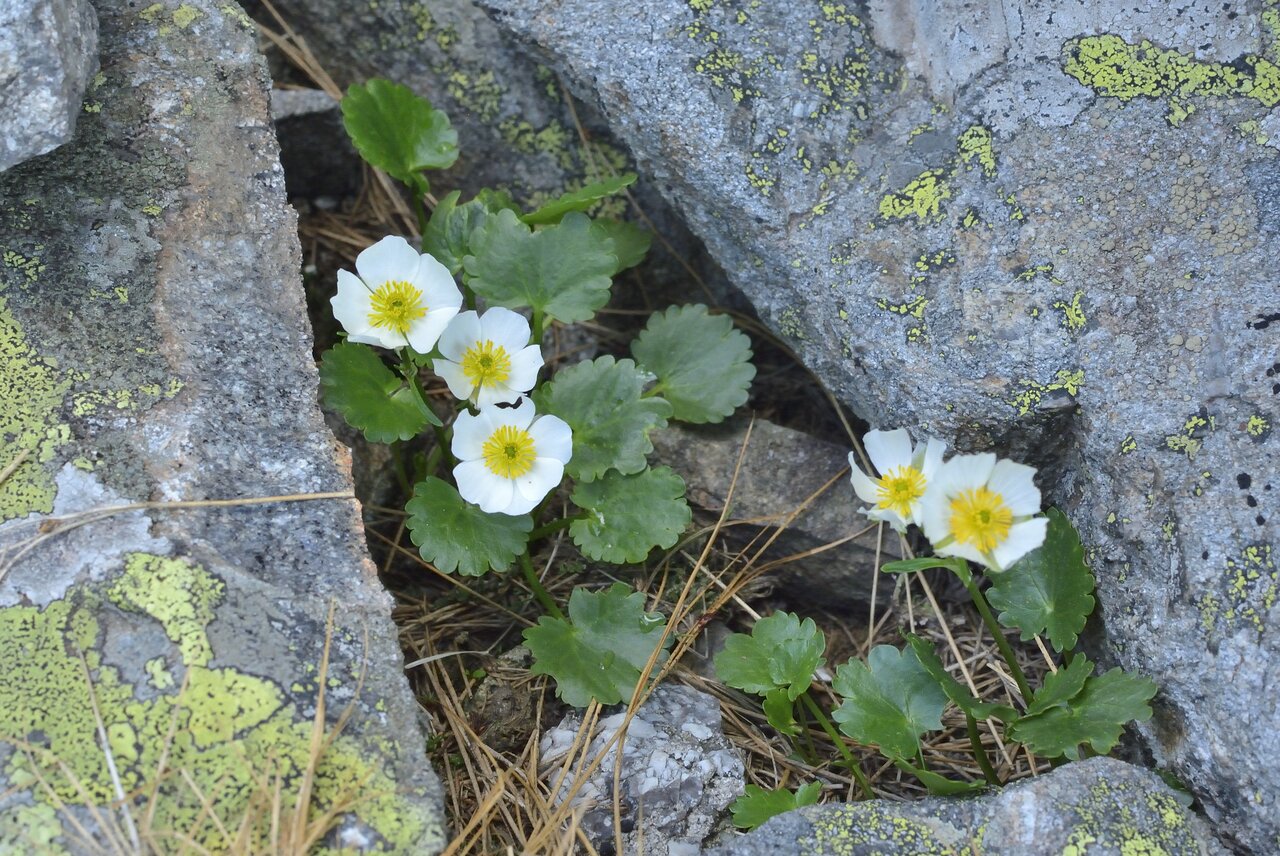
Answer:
[
  {"xmin": 455, "ymin": 460, "xmax": 515, "ymax": 513},
  {"xmin": 438, "ymin": 311, "xmax": 481, "ymax": 360},
  {"xmin": 529, "ymin": 414, "xmax": 573, "ymax": 463},
  {"xmin": 346, "ymin": 331, "xmax": 391, "ymax": 347},
  {"xmin": 848, "ymin": 453, "xmax": 882, "ymax": 505},
  {"xmin": 407, "ymin": 305, "xmax": 461, "ymax": 354},
  {"xmin": 919, "ymin": 486, "xmax": 953, "ymax": 544},
  {"xmin": 413, "ymin": 253, "xmax": 464, "ymax": 311},
  {"xmin": 332, "ymin": 270, "xmax": 375, "ymax": 337},
  {"xmin": 987, "ymin": 459, "xmax": 1041, "ymax": 517},
  {"xmin": 918, "ymin": 437, "xmax": 947, "ymax": 480},
  {"xmin": 355, "ymin": 236, "xmax": 420, "ymax": 288},
  {"xmin": 935, "ymin": 453, "xmax": 997, "ymax": 496},
  {"xmin": 992, "ymin": 518, "xmax": 1048, "ymax": 571},
  {"xmin": 505, "ymin": 345, "xmax": 544, "ymax": 393},
  {"xmin": 935, "ymin": 538, "xmax": 988, "ymax": 568},
  {"xmin": 496, "ymin": 398, "xmax": 537, "ymax": 431},
  {"xmin": 451, "ymin": 409, "xmax": 490, "ymax": 461},
  {"xmin": 865, "ymin": 506, "xmax": 909, "ymax": 533},
  {"xmin": 480, "ymin": 306, "xmax": 533, "ymax": 349},
  {"xmin": 433, "ymin": 359, "xmax": 474, "ymax": 401},
  {"xmin": 864, "ymin": 429, "xmax": 914, "ymax": 474},
  {"xmin": 476, "ymin": 381, "xmax": 521, "ymax": 408},
  {"xmin": 514, "ymin": 458, "xmax": 563, "ymax": 505}
]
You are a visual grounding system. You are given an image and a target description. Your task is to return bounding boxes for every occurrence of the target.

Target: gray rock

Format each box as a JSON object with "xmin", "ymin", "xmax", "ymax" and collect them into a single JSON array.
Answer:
[
  {"xmin": 709, "ymin": 757, "xmax": 1221, "ymax": 855},
  {"xmin": 0, "ymin": 0, "xmax": 99, "ymax": 171},
  {"xmin": 0, "ymin": 1, "xmax": 444, "ymax": 851},
  {"xmin": 651, "ymin": 418, "xmax": 902, "ymax": 607},
  {"xmin": 475, "ymin": 0, "xmax": 1280, "ymax": 849},
  {"xmin": 541, "ymin": 685, "xmax": 744, "ymax": 855}
]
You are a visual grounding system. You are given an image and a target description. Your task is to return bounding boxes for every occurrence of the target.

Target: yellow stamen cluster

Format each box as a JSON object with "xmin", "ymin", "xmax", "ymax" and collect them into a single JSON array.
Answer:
[
  {"xmin": 461, "ymin": 339, "xmax": 512, "ymax": 389},
  {"xmin": 875, "ymin": 465, "xmax": 927, "ymax": 519},
  {"xmin": 367, "ymin": 280, "xmax": 427, "ymax": 335},
  {"xmin": 482, "ymin": 425, "xmax": 537, "ymax": 479},
  {"xmin": 948, "ymin": 487, "xmax": 1013, "ymax": 552}
]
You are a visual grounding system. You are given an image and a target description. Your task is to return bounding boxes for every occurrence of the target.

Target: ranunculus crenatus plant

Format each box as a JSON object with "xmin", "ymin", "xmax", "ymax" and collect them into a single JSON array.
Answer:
[{"xmin": 319, "ymin": 78, "xmax": 756, "ymax": 708}]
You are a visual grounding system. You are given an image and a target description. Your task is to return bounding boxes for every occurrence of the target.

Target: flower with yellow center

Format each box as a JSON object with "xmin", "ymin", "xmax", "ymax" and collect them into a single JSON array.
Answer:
[
  {"xmin": 330, "ymin": 236, "xmax": 462, "ymax": 352},
  {"xmin": 920, "ymin": 453, "xmax": 1047, "ymax": 571},
  {"xmin": 452, "ymin": 400, "xmax": 572, "ymax": 515},
  {"xmin": 434, "ymin": 308, "xmax": 544, "ymax": 406},
  {"xmin": 848, "ymin": 428, "xmax": 945, "ymax": 532}
]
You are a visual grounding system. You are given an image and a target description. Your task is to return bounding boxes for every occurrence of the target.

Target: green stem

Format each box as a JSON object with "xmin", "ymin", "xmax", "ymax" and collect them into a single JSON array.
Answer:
[
  {"xmin": 962, "ymin": 576, "xmax": 1033, "ymax": 704},
  {"xmin": 424, "ymin": 444, "xmax": 443, "ymax": 480},
  {"xmin": 519, "ymin": 552, "xmax": 564, "ymax": 621},
  {"xmin": 799, "ymin": 692, "xmax": 873, "ymax": 800},
  {"xmin": 528, "ymin": 515, "xmax": 583, "ymax": 542},
  {"xmin": 642, "ymin": 382, "xmax": 666, "ymax": 398},
  {"xmin": 387, "ymin": 441, "xmax": 412, "ymax": 496},
  {"xmin": 531, "ymin": 309, "xmax": 545, "ymax": 345},
  {"xmin": 966, "ymin": 713, "xmax": 1000, "ymax": 785},
  {"xmin": 411, "ymin": 182, "xmax": 429, "ymax": 246}
]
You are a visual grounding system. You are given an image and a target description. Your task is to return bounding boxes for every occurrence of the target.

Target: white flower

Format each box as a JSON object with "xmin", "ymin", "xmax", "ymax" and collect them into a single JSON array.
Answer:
[
  {"xmin": 919, "ymin": 453, "xmax": 1047, "ymax": 571},
  {"xmin": 452, "ymin": 400, "xmax": 572, "ymax": 516},
  {"xmin": 331, "ymin": 235, "xmax": 462, "ymax": 352},
  {"xmin": 848, "ymin": 428, "xmax": 945, "ymax": 532},
  {"xmin": 433, "ymin": 308, "xmax": 544, "ymax": 407}
]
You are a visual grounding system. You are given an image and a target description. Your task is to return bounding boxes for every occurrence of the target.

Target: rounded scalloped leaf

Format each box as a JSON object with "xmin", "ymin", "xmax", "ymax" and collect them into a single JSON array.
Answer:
[
  {"xmin": 831, "ymin": 645, "xmax": 947, "ymax": 762},
  {"xmin": 341, "ymin": 78, "xmax": 458, "ymax": 186},
  {"xmin": 405, "ymin": 477, "xmax": 532, "ymax": 576},
  {"xmin": 318, "ymin": 343, "xmax": 437, "ymax": 443},
  {"xmin": 631, "ymin": 304, "xmax": 755, "ymax": 423},
  {"xmin": 713, "ymin": 612, "xmax": 826, "ymax": 701},
  {"xmin": 569, "ymin": 467, "xmax": 691, "ymax": 563}
]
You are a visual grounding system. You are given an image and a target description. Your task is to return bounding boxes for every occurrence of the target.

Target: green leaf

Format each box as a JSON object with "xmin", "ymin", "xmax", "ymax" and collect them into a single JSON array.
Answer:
[
  {"xmin": 593, "ymin": 219, "xmax": 651, "ymax": 273},
  {"xmin": 831, "ymin": 645, "xmax": 947, "ymax": 762},
  {"xmin": 523, "ymin": 583, "xmax": 672, "ymax": 707},
  {"xmin": 898, "ymin": 762, "xmax": 988, "ymax": 796},
  {"xmin": 1008, "ymin": 667, "xmax": 1157, "ymax": 760},
  {"xmin": 341, "ymin": 79, "xmax": 458, "ymax": 187},
  {"xmin": 881, "ymin": 557, "xmax": 972, "ymax": 584},
  {"xmin": 713, "ymin": 612, "xmax": 826, "ymax": 701},
  {"xmin": 1024, "ymin": 655, "xmax": 1092, "ymax": 717},
  {"xmin": 422, "ymin": 191, "xmax": 494, "ymax": 275},
  {"xmin": 569, "ymin": 467, "xmax": 691, "ymax": 563},
  {"xmin": 319, "ymin": 342, "xmax": 439, "ymax": 443},
  {"xmin": 631, "ymin": 305, "xmax": 755, "ymax": 424},
  {"xmin": 405, "ymin": 478, "xmax": 532, "ymax": 576},
  {"xmin": 533, "ymin": 356, "xmax": 671, "ymax": 482},
  {"xmin": 986, "ymin": 508, "xmax": 1096, "ymax": 652},
  {"xmin": 521, "ymin": 173, "xmax": 638, "ymax": 225},
  {"xmin": 464, "ymin": 209, "xmax": 616, "ymax": 322},
  {"xmin": 762, "ymin": 688, "xmax": 798, "ymax": 735},
  {"xmin": 730, "ymin": 782, "xmax": 821, "ymax": 830},
  {"xmin": 906, "ymin": 636, "xmax": 1017, "ymax": 722}
]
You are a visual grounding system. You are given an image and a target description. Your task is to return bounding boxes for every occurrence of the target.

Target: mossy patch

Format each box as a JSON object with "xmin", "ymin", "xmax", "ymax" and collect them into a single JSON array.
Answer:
[{"xmin": 0, "ymin": 554, "xmax": 437, "ymax": 852}]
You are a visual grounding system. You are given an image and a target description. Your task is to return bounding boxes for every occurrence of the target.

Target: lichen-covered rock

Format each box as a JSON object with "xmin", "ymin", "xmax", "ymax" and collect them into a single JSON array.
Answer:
[
  {"xmin": 0, "ymin": 0, "xmax": 99, "ymax": 171},
  {"xmin": 0, "ymin": 1, "xmax": 444, "ymax": 851},
  {"xmin": 476, "ymin": 0, "xmax": 1280, "ymax": 849},
  {"xmin": 708, "ymin": 757, "xmax": 1221, "ymax": 855},
  {"xmin": 651, "ymin": 418, "xmax": 901, "ymax": 606},
  {"xmin": 541, "ymin": 685, "xmax": 744, "ymax": 855}
]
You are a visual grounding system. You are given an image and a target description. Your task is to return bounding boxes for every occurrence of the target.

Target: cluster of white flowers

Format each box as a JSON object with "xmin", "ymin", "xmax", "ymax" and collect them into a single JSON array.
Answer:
[
  {"xmin": 332, "ymin": 236, "xmax": 571, "ymax": 516},
  {"xmin": 849, "ymin": 429, "xmax": 1047, "ymax": 572}
]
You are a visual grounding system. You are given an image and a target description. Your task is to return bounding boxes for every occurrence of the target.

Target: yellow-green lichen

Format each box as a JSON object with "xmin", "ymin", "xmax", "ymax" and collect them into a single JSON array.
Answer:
[
  {"xmin": 1236, "ymin": 119, "xmax": 1270, "ymax": 145},
  {"xmin": 0, "ymin": 554, "xmax": 436, "ymax": 852},
  {"xmin": 1222, "ymin": 543, "xmax": 1276, "ymax": 632},
  {"xmin": 0, "ymin": 297, "xmax": 72, "ymax": 521},
  {"xmin": 878, "ymin": 169, "xmax": 951, "ymax": 223},
  {"xmin": 1120, "ymin": 435, "xmax": 1137, "ymax": 454},
  {"xmin": 1008, "ymin": 369, "xmax": 1084, "ymax": 416},
  {"xmin": 1063, "ymin": 34, "xmax": 1280, "ymax": 126},
  {"xmin": 1246, "ymin": 414, "xmax": 1271, "ymax": 439},
  {"xmin": 171, "ymin": 4, "xmax": 202, "ymax": 28},
  {"xmin": 1164, "ymin": 408, "xmax": 1213, "ymax": 458},
  {"xmin": 957, "ymin": 125, "xmax": 997, "ymax": 178},
  {"xmin": 1053, "ymin": 290, "xmax": 1088, "ymax": 333},
  {"xmin": 3, "ymin": 249, "xmax": 46, "ymax": 283},
  {"xmin": 803, "ymin": 805, "xmax": 965, "ymax": 854}
]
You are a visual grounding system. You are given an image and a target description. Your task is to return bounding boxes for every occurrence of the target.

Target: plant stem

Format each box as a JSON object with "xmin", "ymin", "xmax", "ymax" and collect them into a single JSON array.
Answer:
[
  {"xmin": 411, "ymin": 183, "xmax": 429, "ymax": 245},
  {"xmin": 531, "ymin": 309, "xmax": 545, "ymax": 345},
  {"xmin": 528, "ymin": 515, "xmax": 583, "ymax": 542},
  {"xmin": 965, "ymin": 713, "xmax": 1000, "ymax": 785},
  {"xmin": 961, "ymin": 576, "xmax": 1033, "ymax": 704},
  {"xmin": 519, "ymin": 552, "xmax": 564, "ymax": 621},
  {"xmin": 388, "ymin": 441, "xmax": 412, "ymax": 496},
  {"xmin": 799, "ymin": 692, "xmax": 873, "ymax": 800}
]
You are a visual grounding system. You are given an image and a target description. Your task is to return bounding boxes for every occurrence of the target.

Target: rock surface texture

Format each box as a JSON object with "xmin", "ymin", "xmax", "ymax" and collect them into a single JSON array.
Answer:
[
  {"xmin": 541, "ymin": 685, "xmax": 744, "ymax": 855},
  {"xmin": 479, "ymin": 0, "xmax": 1279, "ymax": 850},
  {"xmin": 0, "ymin": 1, "xmax": 444, "ymax": 851},
  {"xmin": 708, "ymin": 757, "xmax": 1220, "ymax": 855},
  {"xmin": 0, "ymin": 0, "xmax": 99, "ymax": 171}
]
